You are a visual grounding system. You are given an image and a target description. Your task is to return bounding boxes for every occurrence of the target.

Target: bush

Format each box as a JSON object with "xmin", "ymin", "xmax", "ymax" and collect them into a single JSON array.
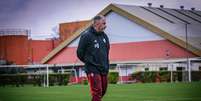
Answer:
[
  {"xmin": 142, "ymin": 71, "xmax": 157, "ymax": 83},
  {"xmin": 0, "ymin": 73, "xmax": 70, "ymax": 87},
  {"xmin": 32, "ymin": 74, "xmax": 43, "ymax": 87},
  {"xmin": 131, "ymin": 72, "xmax": 142, "ymax": 82},
  {"xmin": 49, "ymin": 73, "xmax": 70, "ymax": 86},
  {"xmin": 131, "ymin": 71, "xmax": 171, "ymax": 83},
  {"xmin": 108, "ymin": 72, "xmax": 119, "ymax": 84},
  {"xmin": 191, "ymin": 71, "xmax": 201, "ymax": 81},
  {"xmin": 159, "ymin": 71, "xmax": 170, "ymax": 82},
  {"xmin": 81, "ymin": 79, "xmax": 88, "ymax": 85},
  {"xmin": 0, "ymin": 74, "xmax": 28, "ymax": 87}
]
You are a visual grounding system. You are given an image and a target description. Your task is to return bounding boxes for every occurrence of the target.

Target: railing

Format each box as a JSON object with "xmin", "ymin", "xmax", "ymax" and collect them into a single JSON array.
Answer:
[{"xmin": 0, "ymin": 28, "xmax": 30, "ymax": 36}]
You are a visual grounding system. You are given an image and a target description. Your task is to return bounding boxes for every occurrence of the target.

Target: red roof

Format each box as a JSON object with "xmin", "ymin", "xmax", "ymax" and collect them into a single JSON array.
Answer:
[{"xmin": 47, "ymin": 40, "xmax": 196, "ymax": 64}]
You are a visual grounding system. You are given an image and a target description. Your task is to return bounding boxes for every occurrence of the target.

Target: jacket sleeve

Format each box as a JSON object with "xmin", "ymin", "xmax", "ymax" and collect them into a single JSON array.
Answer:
[
  {"xmin": 105, "ymin": 34, "xmax": 110, "ymax": 55},
  {"xmin": 76, "ymin": 34, "xmax": 89, "ymax": 63},
  {"xmin": 105, "ymin": 34, "xmax": 110, "ymax": 69},
  {"xmin": 107, "ymin": 37, "xmax": 110, "ymax": 54}
]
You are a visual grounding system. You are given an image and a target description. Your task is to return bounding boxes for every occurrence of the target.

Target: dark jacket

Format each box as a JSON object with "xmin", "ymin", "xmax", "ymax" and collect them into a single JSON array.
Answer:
[{"xmin": 77, "ymin": 26, "xmax": 110, "ymax": 75}]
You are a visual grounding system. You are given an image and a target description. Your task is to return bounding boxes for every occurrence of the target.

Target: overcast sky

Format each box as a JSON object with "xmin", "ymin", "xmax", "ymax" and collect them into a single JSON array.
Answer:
[{"xmin": 0, "ymin": 0, "xmax": 201, "ymax": 39}]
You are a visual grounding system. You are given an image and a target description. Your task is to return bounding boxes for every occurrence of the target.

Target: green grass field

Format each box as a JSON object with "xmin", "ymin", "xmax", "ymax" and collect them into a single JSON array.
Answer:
[{"xmin": 0, "ymin": 82, "xmax": 201, "ymax": 101}]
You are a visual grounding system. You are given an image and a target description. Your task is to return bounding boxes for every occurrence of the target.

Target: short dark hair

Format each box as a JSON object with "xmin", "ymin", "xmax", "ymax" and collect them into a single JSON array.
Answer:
[{"xmin": 93, "ymin": 15, "xmax": 102, "ymax": 21}]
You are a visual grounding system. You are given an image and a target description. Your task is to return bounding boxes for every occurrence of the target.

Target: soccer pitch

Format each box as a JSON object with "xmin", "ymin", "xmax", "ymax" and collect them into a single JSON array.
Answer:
[{"xmin": 0, "ymin": 82, "xmax": 201, "ymax": 101}]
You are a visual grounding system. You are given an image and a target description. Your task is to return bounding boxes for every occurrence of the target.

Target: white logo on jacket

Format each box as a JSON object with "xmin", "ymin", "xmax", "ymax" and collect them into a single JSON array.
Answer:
[
  {"xmin": 94, "ymin": 43, "xmax": 99, "ymax": 48},
  {"xmin": 103, "ymin": 38, "xmax": 106, "ymax": 43},
  {"xmin": 94, "ymin": 40, "xmax": 99, "ymax": 48},
  {"xmin": 94, "ymin": 40, "xmax": 97, "ymax": 43}
]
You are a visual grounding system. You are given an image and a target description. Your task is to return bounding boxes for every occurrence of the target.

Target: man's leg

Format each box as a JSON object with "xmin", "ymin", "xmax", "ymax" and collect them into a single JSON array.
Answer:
[
  {"xmin": 87, "ymin": 73, "xmax": 102, "ymax": 101},
  {"xmin": 101, "ymin": 74, "xmax": 108, "ymax": 97}
]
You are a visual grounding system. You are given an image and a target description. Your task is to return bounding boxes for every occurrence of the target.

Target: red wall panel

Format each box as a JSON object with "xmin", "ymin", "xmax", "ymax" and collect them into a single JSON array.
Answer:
[
  {"xmin": 0, "ymin": 35, "xmax": 29, "ymax": 65},
  {"xmin": 46, "ymin": 40, "xmax": 197, "ymax": 64}
]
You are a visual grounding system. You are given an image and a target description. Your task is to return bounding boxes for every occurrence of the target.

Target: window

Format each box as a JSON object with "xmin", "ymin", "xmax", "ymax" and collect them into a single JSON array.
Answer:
[
  {"xmin": 109, "ymin": 66, "xmax": 116, "ymax": 70},
  {"xmin": 177, "ymin": 67, "xmax": 184, "ymax": 71},
  {"xmin": 145, "ymin": 68, "xmax": 149, "ymax": 71},
  {"xmin": 160, "ymin": 67, "xmax": 168, "ymax": 71}
]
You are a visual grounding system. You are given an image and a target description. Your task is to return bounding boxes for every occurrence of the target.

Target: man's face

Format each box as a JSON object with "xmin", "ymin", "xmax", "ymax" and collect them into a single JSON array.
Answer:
[{"xmin": 95, "ymin": 17, "xmax": 106, "ymax": 32}]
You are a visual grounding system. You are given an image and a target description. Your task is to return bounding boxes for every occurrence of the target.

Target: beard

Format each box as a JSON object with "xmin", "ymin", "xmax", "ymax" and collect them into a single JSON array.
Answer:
[{"xmin": 99, "ymin": 26, "xmax": 106, "ymax": 32}]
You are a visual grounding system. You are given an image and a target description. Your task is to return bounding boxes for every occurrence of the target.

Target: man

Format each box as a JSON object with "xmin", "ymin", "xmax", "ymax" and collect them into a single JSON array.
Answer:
[{"xmin": 77, "ymin": 15, "xmax": 110, "ymax": 101}]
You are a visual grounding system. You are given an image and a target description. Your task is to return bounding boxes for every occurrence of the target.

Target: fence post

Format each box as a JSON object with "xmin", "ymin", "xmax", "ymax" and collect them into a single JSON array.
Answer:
[
  {"xmin": 188, "ymin": 59, "xmax": 191, "ymax": 82},
  {"xmin": 46, "ymin": 65, "xmax": 49, "ymax": 87},
  {"xmin": 171, "ymin": 64, "xmax": 173, "ymax": 83}
]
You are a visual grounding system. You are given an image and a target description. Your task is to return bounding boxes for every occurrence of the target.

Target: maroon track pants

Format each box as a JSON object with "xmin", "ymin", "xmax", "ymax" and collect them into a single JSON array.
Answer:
[{"xmin": 87, "ymin": 73, "xmax": 108, "ymax": 101}]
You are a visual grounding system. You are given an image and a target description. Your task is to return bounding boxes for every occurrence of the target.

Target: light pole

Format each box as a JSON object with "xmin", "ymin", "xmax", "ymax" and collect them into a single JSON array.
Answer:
[{"xmin": 181, "ymin": 5, "xmax": 191, "ymax": 82}]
